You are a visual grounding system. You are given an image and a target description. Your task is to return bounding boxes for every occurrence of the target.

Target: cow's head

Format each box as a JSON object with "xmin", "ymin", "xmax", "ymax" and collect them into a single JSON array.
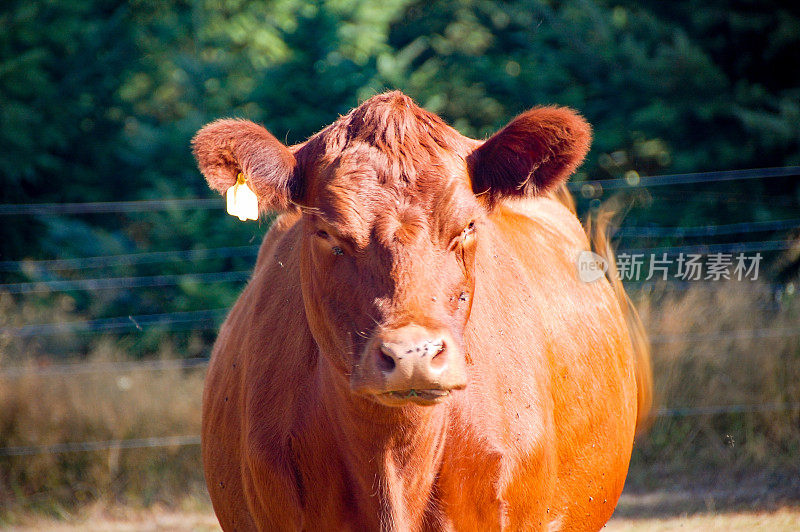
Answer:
[{"xmin": 193, "ymin": 92, "xmax": 590, "ymax": 407}]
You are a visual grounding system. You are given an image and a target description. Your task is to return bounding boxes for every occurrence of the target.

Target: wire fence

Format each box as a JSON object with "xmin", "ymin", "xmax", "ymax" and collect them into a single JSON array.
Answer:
[
  {"xmin": 0, "ymin": 308, "xmax": 227, "ymax": 338},
  {"xmin": 1, "ymin": 220, "xmax": 796, "ymax": 275},
  {"xmin": 0, "ymin": 435, "xmax": 202, "ymax": 457},
  {"xmin": 650, "ymin": 326, "xmax": 800, "ymax": 344},
  {"xmin": 0, "ymin": 166, "xmax": 796, "ymax": 299},
  {"xmin": 616, "ymin": 217, "xmax": 800, "ymax": 238},
  {"xmin": 567, "ymin": 165, "xmax": 800, "ymax": 192},
  {"xmin": 0, "ymin": 270, "xmax": 250, "ymax": 294},
  {"xmin": 622, "ymin": 239, "xmax": 796, "ymax": 256},
  {"xmin": 0, "ymin": 328, "xmax": 794, "ymax": 374},
  {"xmin": 0, "ymin": 357, "xmax": 210, "ymax": 378},
  {"xmin": 654, "ymin": 401, "xmax": 800, "ymax": 418},
  {"xmin": 0, "ymin": 240, "xmax": 795, "ymax": 296},
  {"xmin": 616, "ymin": 188, "xmax": 800, "ymax": 207},
  {"xmin": 0, "ymin": 166, "xmax": 797, "ymax": 217},
  {"xmin": 2, "ymin": 306, "xmax": 797, "ymax": 340},
  {"xmin": 0, "ymin": 245, "xmax": 260, "ymax": 272},
  {"xmin": 2, "ymin": 401, "xmax": 798, "ymax": 457},
  {"xmin": 0, "ymin": 165, "xmax": 798, "ymax": 465},
  {"xmin": 0, "ymin": 198, "xmax": 220, "ymax": 216}
]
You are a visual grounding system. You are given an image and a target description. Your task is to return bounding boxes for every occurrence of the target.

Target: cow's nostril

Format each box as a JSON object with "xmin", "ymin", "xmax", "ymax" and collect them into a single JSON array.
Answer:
[
  {"xmin": 428, "ymin": 340, "xmax": 444, "ymax": 357},
  {"xmin": 378, "ymin": 345, "xmax": 397, "ymax": 373},
  {"xmin": 430, "ymin": 340, "xmax": 446, "ymax": 368}
]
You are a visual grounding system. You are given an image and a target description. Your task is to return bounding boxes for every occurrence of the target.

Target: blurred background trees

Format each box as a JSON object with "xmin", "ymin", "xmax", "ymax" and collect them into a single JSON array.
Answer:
[{"xmin": 1, "ymin": 0, "xmax": 798, "ymax": 359}]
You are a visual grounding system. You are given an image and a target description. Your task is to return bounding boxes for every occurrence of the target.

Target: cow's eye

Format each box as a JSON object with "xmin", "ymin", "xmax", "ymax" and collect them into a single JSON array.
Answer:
[
  {"xmin": 449, "ymin": 221, "xmax": 477, "ymax": 252},
  {"xmin": 314, "ymin": 228, "xmax": 345, "ymax": 256},
  {"xmin": 463, "ymin": 221, "xmax": 476, "ymax": 239}
]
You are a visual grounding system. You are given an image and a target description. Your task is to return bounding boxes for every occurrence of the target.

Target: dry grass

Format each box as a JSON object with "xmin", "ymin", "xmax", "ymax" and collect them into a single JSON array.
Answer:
[
  {"xmin": 606, "ymin": 506, "xmax": 800, "ymax": 532},
  {"xmin": 628, "ymin": 279, "xmax": 800, "ymax": 491},
  {"xmin": 4, "ymin": 500, "xmax": 800, "ymax": 531},
  {"xmin": 2, "ymin": 500, "xmax": 220, "ymax": 531},
  {"xmin": 0, "ymin": 299, "xmax": 208, "ymax": 521},
  {"xmin": 0, "ymin": 357, "xmax": 207, "ymax": 519}
]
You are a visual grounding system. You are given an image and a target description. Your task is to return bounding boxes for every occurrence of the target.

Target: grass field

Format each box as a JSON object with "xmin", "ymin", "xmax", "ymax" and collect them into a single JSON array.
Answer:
[{"xmin": 4, "ymin": 495, "xmax": 800, "ymax": 531}]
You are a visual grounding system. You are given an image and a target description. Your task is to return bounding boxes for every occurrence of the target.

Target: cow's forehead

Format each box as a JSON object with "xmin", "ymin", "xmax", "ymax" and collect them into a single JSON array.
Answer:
[
  {"xmin": 300, "ymin": 92, "xmax": 481, "ymax": 240},
  {"xmin": 313, "ymin": 165, "xmax": 480, "ymax": 249}
]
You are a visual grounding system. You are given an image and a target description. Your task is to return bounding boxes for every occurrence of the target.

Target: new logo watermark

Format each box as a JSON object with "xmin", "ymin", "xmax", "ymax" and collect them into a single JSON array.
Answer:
[{"xmin": 576, "ymin": 251, "xmax": 609, "ymax": 283}]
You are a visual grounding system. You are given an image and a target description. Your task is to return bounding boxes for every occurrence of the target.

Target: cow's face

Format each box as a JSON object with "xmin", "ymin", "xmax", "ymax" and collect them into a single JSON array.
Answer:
[
  {"xmin": 193, "ymin": 92, "xmax": 590, "ymax": 407},
  {"xmin": 298, "ymin": 140, "xmax": 482, "ymax": 405}
]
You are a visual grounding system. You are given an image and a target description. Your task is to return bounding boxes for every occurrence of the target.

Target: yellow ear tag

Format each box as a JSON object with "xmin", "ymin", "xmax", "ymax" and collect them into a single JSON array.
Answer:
[{"xmin": 225, "ymin": 173, "xmax": 259, "ymax": 221}]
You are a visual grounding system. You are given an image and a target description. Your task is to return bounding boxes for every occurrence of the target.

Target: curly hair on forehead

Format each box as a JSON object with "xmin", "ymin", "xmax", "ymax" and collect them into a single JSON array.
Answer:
[{"xmin": 308, "ymin": 91, "xmax": 472, "ymax": 184}]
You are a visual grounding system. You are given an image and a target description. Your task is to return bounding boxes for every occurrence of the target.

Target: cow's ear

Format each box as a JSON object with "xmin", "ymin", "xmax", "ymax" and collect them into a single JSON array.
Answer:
[
  {"xmin": 192, "ymin": 119, "xmax": 300, "ymax": 212},
  {"xmin": 467, "ymin": 107, "xmax": 591, "ymax": 206}
]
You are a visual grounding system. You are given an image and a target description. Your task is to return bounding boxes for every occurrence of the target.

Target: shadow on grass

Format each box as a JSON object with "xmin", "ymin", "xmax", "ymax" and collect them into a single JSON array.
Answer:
[{"xmin": 613, "ymin": 475, "xmax": 800, "ymax": 519}]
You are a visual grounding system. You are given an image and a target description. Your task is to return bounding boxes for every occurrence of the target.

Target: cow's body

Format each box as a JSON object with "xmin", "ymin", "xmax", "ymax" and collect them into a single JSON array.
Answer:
[{"xmin": 194, "ymin": 92, "xmax": 648, "ymax": 531}]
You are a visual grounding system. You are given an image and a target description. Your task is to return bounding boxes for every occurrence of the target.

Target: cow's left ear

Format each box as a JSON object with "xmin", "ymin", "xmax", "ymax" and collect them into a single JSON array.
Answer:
[
  {"xmin": 192, "ymin": 119, "xmax": 301, "ymax": 212},
  {"xmin": 467, "ymin": 107, "xmax": 591, "ymax": 205}
]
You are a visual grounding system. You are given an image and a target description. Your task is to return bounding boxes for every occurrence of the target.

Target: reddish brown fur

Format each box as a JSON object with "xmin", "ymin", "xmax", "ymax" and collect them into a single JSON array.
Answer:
[{"xmin": 193, "ymin": 91, "xmax": 650, "ymax": 531}]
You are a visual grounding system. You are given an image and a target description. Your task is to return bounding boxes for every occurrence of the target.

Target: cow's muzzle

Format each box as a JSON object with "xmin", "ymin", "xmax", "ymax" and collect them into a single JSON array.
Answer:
[{"xmin": 350, "ymin": 324, "xmax": 467, "ymax": 406}]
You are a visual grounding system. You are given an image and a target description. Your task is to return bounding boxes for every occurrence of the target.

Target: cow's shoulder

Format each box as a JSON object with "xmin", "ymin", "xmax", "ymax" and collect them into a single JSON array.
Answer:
[
  {"xmin": 494, "ymin": 196, "xmax": 588, "ymax": 252},
  {"xmin": 216, "ymin": 208, "xmax": 317, "ymax": 450}
]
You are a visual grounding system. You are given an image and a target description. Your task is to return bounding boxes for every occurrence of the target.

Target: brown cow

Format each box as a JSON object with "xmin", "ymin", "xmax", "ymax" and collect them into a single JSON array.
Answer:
[{"xmin": 193, "ymin": 91, "xmax": 651, "ymax": 531}]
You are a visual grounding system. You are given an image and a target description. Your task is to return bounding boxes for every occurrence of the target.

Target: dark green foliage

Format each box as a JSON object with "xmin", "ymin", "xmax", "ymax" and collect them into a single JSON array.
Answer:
[{"xmin": 0, "ymin": 0, "xmax": 798, "ymax": 352}]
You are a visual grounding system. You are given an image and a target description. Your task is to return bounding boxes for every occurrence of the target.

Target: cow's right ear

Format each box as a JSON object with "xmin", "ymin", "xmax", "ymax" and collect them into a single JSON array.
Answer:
[{"xmin": 192, "ymin": 119, "xmax": 300, "ymax": 212}]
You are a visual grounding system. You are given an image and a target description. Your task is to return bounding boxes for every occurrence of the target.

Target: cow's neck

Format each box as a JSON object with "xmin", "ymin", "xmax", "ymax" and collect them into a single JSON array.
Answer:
[{"xmin": 319, "ymin": 358, "xmax": 448, "ymax": 528}]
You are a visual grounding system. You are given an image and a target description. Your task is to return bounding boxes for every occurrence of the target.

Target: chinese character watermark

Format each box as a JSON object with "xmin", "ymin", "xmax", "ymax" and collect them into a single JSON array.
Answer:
[{"xmin": 576, "ymin": 251, "xmax": 762, "ymax": 282}]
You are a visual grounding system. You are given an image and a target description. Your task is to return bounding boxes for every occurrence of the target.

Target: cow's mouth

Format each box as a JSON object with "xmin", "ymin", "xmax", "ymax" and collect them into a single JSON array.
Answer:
[{"xmin": 377, "ymin": 388, "xmax": 451, "ymax": 406}]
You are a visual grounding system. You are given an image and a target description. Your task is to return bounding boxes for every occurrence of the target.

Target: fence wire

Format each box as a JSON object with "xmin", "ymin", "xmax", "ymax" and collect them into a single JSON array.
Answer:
[
  {"xmin": 1, "ymin": 240, "xmax": 795, "ymax": 296},
  {"xmin": 0, "ymin": 357, "xmax": 210, "ymax": 378},
  {"xmin": 0, "ymin": 308, "xmax": 227, "ymax": 338},
  {"xmin": 0, "ymin": 245, "xmax": 260, "ymax": 272},
  {"xmin": 0, "ymin": 435, "xmax": 201, "ymax": 456},
  {"xmin": 1, "ymin": 167, "xmax": 797, "ymax": 216},
  {"xmin": 2, "ymin": 402, "xmax": 798, "ymax": 457},
  {"xmin": 1, "ymin": 216, "xmax": 797, "ymax": 275},
  {"xmin": 0, "ymin": 198, "xmax": 220, "ymax": 216},
  {"xmin": 568, "ymin": 165, "xmax": 800, "ymax": 192},
  {"xmin": 616, "ymin": 218, "xmax": 800, "ymax": 238},
  {"xmin": 0, "ymin": 271, "xmax": 250, "ymax": 294}
]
